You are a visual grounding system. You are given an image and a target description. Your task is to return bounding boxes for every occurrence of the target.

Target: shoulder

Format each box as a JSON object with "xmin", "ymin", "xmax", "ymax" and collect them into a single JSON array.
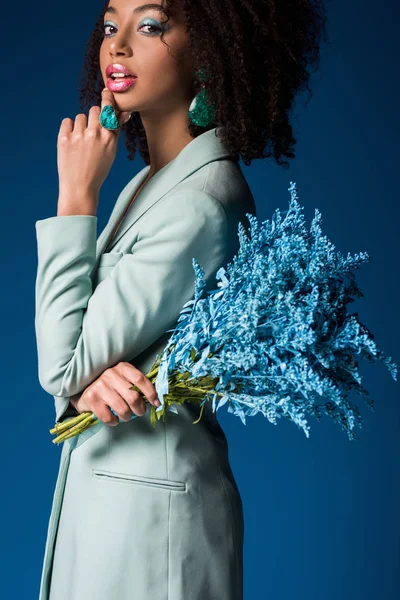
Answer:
[
  {"xmin": 203, "ymin": 159, "xmax": 256, "ymax": 220},
  {"xmin": 137, "ymin": 158, "xmax": 256, "ymax": 240},
  {"xmin": 159, "ymin": 158, "xmax": 256, "ymax": 220},
  {"xmin": 138, "ymin": 184, "xmax": 228, "ymax": 238},
  {"xmin": 175, "ymin": 159, "xmax": 257, "ymax": 240}
]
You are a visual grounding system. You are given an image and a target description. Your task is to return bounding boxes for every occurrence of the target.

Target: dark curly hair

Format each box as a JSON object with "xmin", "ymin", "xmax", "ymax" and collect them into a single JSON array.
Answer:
[{"xmin": 78, "ymin": 0, "xmax": 329, "ymax": 168}]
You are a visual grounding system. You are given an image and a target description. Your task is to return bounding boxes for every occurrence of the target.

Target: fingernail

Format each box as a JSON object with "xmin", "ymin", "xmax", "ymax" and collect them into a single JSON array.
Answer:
[{"xmin": 154, "ymin": 399, "xmax": 161, "ymax": 407}]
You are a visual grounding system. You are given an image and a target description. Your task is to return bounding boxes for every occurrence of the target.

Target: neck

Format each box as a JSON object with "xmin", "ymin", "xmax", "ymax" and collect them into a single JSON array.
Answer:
[{"xmin": 140, "ymin": 110, "xmax": 195, "ymax": 176}]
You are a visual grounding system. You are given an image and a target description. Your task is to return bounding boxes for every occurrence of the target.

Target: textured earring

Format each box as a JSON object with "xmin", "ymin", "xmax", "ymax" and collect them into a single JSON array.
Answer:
[{"xmin": 188, "ymin": 68, "xmax": 217, "ymax": 127}]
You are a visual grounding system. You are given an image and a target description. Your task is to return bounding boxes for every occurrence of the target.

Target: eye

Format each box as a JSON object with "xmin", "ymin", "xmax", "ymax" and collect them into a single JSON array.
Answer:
[
  {"xmin": 138, "ymin": 23, "xmax": 163, "ymax": 34},
  {"xmin": 103, "ymin": 24, "xmax": 116, "ymax": 36},
  {"xmin": 103, "ymin": 22, "xmax": 164, "ymax": 37}
]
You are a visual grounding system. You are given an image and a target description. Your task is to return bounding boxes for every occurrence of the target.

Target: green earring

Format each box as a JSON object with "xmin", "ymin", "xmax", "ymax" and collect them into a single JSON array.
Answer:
[{"xmin": 188, "ymin": 68, "xmax": 217, "ymax": 127}]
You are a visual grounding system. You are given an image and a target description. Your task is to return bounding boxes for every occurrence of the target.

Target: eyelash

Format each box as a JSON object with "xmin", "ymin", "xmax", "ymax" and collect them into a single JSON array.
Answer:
[{"xmin": 103, "ymin": 23, "xmax": 163, "ymax": 37}]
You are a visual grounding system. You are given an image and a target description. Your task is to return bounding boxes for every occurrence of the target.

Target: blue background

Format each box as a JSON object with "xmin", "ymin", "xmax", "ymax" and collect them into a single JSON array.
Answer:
[{"xmin": 2, "ymin": 0, "xmax": 399, "ymax": 597}]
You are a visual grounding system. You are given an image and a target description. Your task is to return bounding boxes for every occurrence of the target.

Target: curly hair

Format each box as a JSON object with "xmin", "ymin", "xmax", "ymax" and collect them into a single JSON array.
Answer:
[{"xmin": 78, "ymin": 0, "xmax": 329, "ymax": 168}]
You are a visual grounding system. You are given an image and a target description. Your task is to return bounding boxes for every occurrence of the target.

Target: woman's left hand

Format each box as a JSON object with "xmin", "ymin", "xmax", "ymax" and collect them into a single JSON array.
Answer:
[
  {"xmin": 69, "ymin": 362, "xmax": 161, "ymax": 426},
  {"xmin": 57, "ymin": 88, "xmax": 131, "ymax": 210}
]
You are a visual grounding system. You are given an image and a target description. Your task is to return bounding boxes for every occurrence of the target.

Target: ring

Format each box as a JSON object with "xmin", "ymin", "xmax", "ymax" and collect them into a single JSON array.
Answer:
[{"xmin": 99, "ymin": 105, "xmax": 120, "ymax": 130}]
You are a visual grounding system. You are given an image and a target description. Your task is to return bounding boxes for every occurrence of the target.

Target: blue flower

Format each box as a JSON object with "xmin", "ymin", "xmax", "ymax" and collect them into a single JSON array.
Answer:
[{"xmin": 152, "ymin": 181, "xmax": 398, "ymax": 440}]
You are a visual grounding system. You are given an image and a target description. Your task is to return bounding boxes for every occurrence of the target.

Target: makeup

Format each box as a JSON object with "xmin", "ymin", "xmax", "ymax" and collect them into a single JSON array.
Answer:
[{"xmin": 106, "ymin": 76, "xmax": 138, "ymax": 92}]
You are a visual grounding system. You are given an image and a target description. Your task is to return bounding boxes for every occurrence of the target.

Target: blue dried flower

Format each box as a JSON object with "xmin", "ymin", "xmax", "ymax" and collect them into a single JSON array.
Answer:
[{"xmin": 153, "ymin": 181, "xmax": 398, "ymax": 440}]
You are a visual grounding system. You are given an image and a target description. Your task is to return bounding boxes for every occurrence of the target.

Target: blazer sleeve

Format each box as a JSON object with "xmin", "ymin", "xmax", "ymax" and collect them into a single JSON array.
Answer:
[{"xmin": 34, "ymin": 188, "xmax": 229, "ymax": 421}]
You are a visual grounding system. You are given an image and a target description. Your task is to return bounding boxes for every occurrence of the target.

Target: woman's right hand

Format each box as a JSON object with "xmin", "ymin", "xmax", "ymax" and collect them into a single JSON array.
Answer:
[
  {"xmin": 57, "ymin": 89, "xmax": 130, "ymax": 211},
  {"xmin": 70, "ymin": 362, "xmax": 161, "ymax": 426}
]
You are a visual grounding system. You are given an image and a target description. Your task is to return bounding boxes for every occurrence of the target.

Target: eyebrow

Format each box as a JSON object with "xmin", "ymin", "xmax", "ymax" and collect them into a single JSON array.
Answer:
[{"xmin": 105, "ymin": 3, "xmax": 168, "ymax": 16}]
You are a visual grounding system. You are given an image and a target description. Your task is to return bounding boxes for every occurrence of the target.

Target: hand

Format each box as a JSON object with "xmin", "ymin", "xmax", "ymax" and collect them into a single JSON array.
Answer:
[
  {"xmin": 57, "ymin": 88, "xmax": 131, "ymax": 209},
  {"xmin": 69, "ymin": 362, "xmax": 161, "ymax": 427}
]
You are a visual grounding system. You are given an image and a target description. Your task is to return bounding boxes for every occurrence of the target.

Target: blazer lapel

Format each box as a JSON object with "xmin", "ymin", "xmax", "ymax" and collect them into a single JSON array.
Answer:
[
  {"xmin": 92, "ymin": 166, "xmax": 151, "ymax": 273},
  {"xmin": 102, "ymin": 126, "xmax": 234, "ymax": 252}
]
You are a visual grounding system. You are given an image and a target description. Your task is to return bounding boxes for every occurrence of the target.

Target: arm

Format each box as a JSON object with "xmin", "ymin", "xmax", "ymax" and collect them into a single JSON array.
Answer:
[{"xmin": 34, "ymin": 189, "xmax": 229, "ymax": 419}]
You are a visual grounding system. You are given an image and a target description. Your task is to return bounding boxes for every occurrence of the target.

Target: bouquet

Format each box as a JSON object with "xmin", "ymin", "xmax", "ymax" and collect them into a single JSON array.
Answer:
[{"xmin": 50, "ymin": 181, "xmax": 397, "ymax": 445}]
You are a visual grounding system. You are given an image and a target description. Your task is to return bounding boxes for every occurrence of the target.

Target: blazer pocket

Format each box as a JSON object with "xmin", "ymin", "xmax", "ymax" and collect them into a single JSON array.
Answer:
[
  {"xmin": 97, "ymin": 251, "xmax": 124, "ymax": 268},
  {"xmin": 92, "ymin": 252, "xmax": 124, "ymax": 288},
  {"xmin": 92, "ymin": 468, "xmax": 187, "ymax": 492}
]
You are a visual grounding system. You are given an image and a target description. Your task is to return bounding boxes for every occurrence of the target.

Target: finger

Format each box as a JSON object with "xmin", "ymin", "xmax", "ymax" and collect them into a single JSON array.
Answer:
[
  {"xmin": 89, "ymin": 376, "xmax": 147, "ymax": 423},
  {"xmin": 86, "ymin": 387, "xmax": 120, "ymax": 427},
  {"xmin": 73, "ymin": 113, "xmax": 88, "ymax": 134},
  {"xmin": 101, "ymin": 386, "xmax": 144, "ymax": 422},
  {"xmin": 100, "ymin": 88, "xmax": 118, "ymax": 130},
  {"xmin": 119, "ymin": 362, "xmax": 160, "ymax": 407},
  {"xmin": 101, "ymin": 87, "xmax": 115, "ymax": 113},
  {"xmin": 87, "ymin": 105, "xmax": 101, "ymax": 131},
  {"xmin": 112, "ymin": 376, "xmax": 148, "ymax": 417},
  {"xmin": 81, "ymin": 378, "xmax": 119, "ymax": 426},
  {"xmin": 100, "ymin": 88, "xmax": 130, "ymax": 128},
  {"xmin": 99, "ymin": 371, "xmax": 147, "ymax": 419},
  {"xmin": 58, "ymin": 117, "xmax": 74, "ymax": 138}
]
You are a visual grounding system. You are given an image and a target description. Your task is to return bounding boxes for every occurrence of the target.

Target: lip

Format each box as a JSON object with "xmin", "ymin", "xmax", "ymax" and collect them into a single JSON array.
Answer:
[
  {"xmin": 106, "ymin": 63, "xmax": 137, "ymax": 77},
  {"xmin": 106, "ymin": 76, "xmax": 137, "ymax": 92}
]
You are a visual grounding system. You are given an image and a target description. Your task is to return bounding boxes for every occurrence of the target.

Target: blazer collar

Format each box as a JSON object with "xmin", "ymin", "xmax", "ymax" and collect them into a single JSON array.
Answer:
[{"xmin": 93, "ymin": 125, "xmax": 233, "ymax": 269}]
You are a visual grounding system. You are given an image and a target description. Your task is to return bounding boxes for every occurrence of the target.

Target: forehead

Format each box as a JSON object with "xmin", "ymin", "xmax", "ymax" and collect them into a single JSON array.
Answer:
[
  {"xmin": 105, "ymin": 1, "xmax": 186, "ymax": 26},
  {"xmin": 105, "ymin": 1, "xmax": 170, "ymax": 16}
]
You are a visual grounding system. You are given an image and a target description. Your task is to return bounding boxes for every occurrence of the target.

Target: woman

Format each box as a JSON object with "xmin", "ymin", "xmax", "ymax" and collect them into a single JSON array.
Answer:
[{"xmin": 35, "ymin": 1, "xmax": 328, "ymax": 598}]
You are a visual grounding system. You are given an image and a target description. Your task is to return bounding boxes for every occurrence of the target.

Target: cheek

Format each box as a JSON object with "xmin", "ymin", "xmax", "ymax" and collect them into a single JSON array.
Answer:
[
  {"xmin": 141, "ymin": 32, "xmax": 190, "ymax": 80},
  {"xmin": 141, "ymin": 53, "xmax": 181, "ymax": 91},
  {"xmin": 142, "ymin": 46, "xmax": 174, "ymax": 75}
]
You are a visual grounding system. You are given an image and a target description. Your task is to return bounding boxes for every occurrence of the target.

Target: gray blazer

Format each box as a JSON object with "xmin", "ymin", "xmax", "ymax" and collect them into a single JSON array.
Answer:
[{"xmin": 35, "ymin": 126, "xmax": 256, "ymax": 600}]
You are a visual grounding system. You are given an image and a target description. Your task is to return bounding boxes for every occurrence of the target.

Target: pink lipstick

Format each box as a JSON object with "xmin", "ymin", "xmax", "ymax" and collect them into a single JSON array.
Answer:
[
  {"xmin": 105, "ymin": 63, "xmax": 138, "ymax": 92},
  {"xmin": 106, "ymin": 76, "xmax": 137, "ymax": 92}
]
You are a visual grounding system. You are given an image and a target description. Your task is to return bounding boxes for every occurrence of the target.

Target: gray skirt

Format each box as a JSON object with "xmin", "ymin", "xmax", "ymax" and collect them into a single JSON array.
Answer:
[{"xmin": 39, "ymin": 401, "xmax": 244, "ymax": 600}]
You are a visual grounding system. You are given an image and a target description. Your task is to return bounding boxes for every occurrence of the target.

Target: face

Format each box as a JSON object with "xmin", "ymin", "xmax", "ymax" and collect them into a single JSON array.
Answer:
[{"xmin": 99, "ymin": 0, "xmax": 194, "ymax": 117}]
